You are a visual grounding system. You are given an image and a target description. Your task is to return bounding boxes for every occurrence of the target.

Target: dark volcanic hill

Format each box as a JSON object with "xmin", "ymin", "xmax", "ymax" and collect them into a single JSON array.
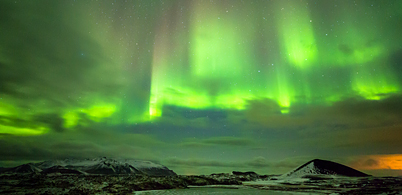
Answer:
[{"xmin": 281, "ymin": 159, "xmax": 370, "ymax": 178}]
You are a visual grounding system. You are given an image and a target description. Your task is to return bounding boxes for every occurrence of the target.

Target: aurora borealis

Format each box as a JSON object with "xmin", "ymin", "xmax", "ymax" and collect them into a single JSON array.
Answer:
[{"xmin": 1, "ymin": 0, "xmax": 402, "ymax": 176}]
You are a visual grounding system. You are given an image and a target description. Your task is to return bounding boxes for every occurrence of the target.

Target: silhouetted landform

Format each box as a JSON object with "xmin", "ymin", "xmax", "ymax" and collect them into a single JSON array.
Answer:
[
  {"xmin": 3, "ymin": 163, "xmax": 42, "ymax": 174},
  {"xmin": 232, "ymin": 171, "xmax": 258, "ymax": 176},
  {"xmin": 281, "ymin": 159, "xmax": 370, "ymax": 178},
  {"xmin": 41, "ymin": 166, "xmax": 84, "ymax": 175},
  {"xmin": 0, "ymin": 157, "xmax": 176, "ymax": 176},
  {"xmin": 231, "ymin": 171, "xmax": 267, "ymax": 181}
]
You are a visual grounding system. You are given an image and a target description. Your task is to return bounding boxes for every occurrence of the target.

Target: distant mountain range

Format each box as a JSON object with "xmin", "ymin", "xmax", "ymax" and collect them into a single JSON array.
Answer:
[
  {"xmin": 280, "ymin": 159, "xmax": 370, "ymax": 178},
  {"xmin": 0, "ymin": 157, "xmax": 176, "ymax": 176},
  {"xmin": 0, "ymin": 158, "xmax": 370, "ymax": 178}
]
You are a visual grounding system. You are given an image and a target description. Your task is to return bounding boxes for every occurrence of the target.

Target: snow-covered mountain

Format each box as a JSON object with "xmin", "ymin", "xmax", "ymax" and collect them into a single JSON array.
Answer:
[
  {"xmin": 1, "ymin": 157, "xmax": 176, "ymax": 176},
  {"xmin": 280, "ymin": 159, "xmax": 369, "ymax": 178},
  {"xmin": 35, "ymin": 157, "xmax": 143, "ymax": 175}
]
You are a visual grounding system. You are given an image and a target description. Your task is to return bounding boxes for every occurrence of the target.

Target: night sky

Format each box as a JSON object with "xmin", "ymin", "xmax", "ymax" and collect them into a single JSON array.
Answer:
[{"xmin": 1, "ymin": 0, "xmax": 402, "ymax": 176}]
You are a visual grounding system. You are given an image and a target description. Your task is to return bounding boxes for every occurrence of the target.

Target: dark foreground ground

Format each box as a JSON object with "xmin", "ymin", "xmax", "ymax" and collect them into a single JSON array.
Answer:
[
  {"xmin": 1, "ymin": 173, "xmax": 402, "ymax": 195},
  {"xmin": 244, "ymin": 175, "xmax": 402, "ymax": 195},
  {"xmin": 0, "ymin": 172, "xmax": 247, "ymax": 195}
]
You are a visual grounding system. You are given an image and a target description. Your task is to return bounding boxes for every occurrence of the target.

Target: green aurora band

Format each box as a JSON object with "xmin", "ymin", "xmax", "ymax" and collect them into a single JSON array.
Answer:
[
  {"xmin": 0, "ymin": 0, "xmax": 401, "ymax": 136},
  {"xmin": 148, "ymin": 0, "xmax": 401, "ymax": 117}
]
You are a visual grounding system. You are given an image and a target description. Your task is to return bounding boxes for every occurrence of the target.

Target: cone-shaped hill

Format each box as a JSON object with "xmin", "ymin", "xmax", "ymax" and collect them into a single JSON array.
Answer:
[{"xmin": 281, "ymin": 159, "xmax": 370, "ymax": 178}]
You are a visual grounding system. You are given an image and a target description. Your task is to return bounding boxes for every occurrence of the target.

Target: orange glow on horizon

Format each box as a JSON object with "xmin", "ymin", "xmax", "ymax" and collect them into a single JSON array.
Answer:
[{"xmin": 354, "ymin": 154, "xmax": 402, "ymax": 170}]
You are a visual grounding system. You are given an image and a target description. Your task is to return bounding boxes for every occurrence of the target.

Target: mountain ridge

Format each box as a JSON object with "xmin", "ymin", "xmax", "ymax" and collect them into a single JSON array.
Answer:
[{"xmin": 0, "ymin": 157, "xmax": 176, "ymax": 176}]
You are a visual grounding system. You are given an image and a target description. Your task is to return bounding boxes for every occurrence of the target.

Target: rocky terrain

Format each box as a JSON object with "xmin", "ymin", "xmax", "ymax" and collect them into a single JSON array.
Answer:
[
  {"xmin": 0, "ymin": 171, "xmax": 265, "ymax": 194},
  {"xmin": 0, "ymin": 157, "xmax": 265, "ymax": 194},
  {"xmin": 1, "ymin": 158, "xmax": 402, "ymax": 194},
  {"xmin": 245, "ymin": 175, "xmax": 402, "ymax": 194}
]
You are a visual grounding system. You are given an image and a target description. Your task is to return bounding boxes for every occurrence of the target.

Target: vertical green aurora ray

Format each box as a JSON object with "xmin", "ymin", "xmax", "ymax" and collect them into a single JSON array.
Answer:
[
  {"xmin": 150, "ymin": 1, "xmax": 207, "ymax": 117},
  {"xmin": 189, "ymin": 1, "xmax": 245, "ymax": 78},
  {"xmin": 150, "ymin": 20, "xmax": 170, "ymax": 117},
  {"xmin": 150, "ymin": 1, "xmax": 261, "ymax": 114},
  {"xmin": 275, "ymin": 0, "xmax": 317, "ymax": 69},
  {"xmin": 188, "ymin": 1, "xmax": 248, "ymax": 109}
]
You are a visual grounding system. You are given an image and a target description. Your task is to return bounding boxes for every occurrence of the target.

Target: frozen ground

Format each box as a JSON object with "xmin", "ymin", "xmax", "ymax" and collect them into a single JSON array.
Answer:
[
  {"xmin": 1, "ymin": 173, "xmax": 402, "ymax": 194},
  {"xmin": 244, "ymin": 175, "xmax": 402, "ymax": 194}
]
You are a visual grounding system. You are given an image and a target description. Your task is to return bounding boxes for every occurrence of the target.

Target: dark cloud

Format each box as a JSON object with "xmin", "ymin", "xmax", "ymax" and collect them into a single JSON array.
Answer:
[
  {"xmin": 245, "ymin": 98, "xmax": 282, "ymax": 115},
  {"xmin": 365, "ymin": 169, "xmax": 402, "ymax": 177},
  {"xmin": 0, "ymin": 129, "xmax": 163, "ymax": 164},
  {"xmin": 50, "ymin": 141, "xmax": 100, "ymax": 152},
  {"xmin": 338, "ymin": 44, "xmax": 353, "ymax": 55},
  {"xmin": 202, "ymin": 137, "xmax": 254, "ymax": 146},
  {"xmin": 165, "ymin": 158, "xmax": 241, "ymax": 168},
  {"xmin": 34, "ymin": 114, "xmax": 65, "ymax": 133},
  {"xmin": 247, "ymin": 156, "xmax": 269, "ymax": 168},
  {"xmin": 0, "ymin": 138, "xmax": 52, "ymax": 161},
  {"xmin": 0, "ymin": 112, "xmax": 92, "ymax": 133},
  {"xmin": 240, "ymin": 94, "xmax": 402, "ymax": 131},
  {"xmin": 179, "ymin": 142, "xmax": 212, "ymax": 148},
  {"xmin": 162, "ymin": 105, "xmax": 227, "ymax": 120},
  {"xmin": 363, "ymin": 159, "xmax": 379, "ymax": 167},
  {"xmin": 179, "ymin": 136, "xmax": 254, "ymax": 148},
  {"xmin": 164, "ymin": 156, "xmax": 303, "ymax": 170},
  {"xmin": 0, "ymin": 115, "xmax": 38, "ymax": 130},
  {"xmin": 390, "ymin": 49, "xmax": 402, "ymax": 83}
]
